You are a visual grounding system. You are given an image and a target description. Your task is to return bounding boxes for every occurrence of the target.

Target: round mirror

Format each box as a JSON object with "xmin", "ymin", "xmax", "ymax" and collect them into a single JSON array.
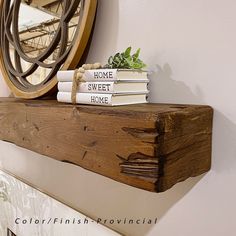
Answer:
[{"xmin": 0, "ymin": 0, "xmax": 97, "ymax": 98}]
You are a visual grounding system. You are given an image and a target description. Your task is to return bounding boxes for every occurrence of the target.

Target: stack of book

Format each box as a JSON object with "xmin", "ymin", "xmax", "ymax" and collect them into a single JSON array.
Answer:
[{"xmin": 56, "ymin": 69, "xmax": 149, "ymax": 106}]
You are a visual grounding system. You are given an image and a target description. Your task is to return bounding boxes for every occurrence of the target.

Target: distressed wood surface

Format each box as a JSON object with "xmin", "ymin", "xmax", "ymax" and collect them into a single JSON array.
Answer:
[{"xmin": 0, "ymin": 98, "xmax": 213, "ymax": 192}]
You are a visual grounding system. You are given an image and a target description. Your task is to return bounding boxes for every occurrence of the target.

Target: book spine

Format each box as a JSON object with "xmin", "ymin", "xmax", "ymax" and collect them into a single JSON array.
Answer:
[
  {"xmin": 58, "ymin": 82, "xmax": 114, "ymax": 93},
  {"xmin": 84, "ymin": 69, "xmax": 117, "ymax": 80},
  {"xmin": 57, "ymin": 69, "xmax": 117, "ymax": 82},
  {"xmin": 57, "ymin": 92, "xmax": 112, "ymax": 106}
]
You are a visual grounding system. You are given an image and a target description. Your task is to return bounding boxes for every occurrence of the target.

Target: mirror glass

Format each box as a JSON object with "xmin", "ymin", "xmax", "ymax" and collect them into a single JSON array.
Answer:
[{"xmin": 6, "ymin": 0, "xmax": 82, "ymax": 85}]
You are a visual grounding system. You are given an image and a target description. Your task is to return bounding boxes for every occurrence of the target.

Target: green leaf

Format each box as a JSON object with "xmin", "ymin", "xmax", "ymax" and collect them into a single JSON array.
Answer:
[
  {"xmin": 132, "ymin": 48, "xmax": 140, "ymax": 62},
  {"xmin": 108, "ymin": 56, "xmax": 113, "ymax": 65},
  {"xmin": 124, "ymin": 47, "xmax": 132, "ymax": 57},
  {"xmin": 132, "ymin": 62, "xmax": 143, "ymax": 69},
  {"xmin": 106, "ymin": 47, "xmax": 146, "ymax": 69},
  {"xmin": 114, "ymin": 53, "xmax": 120, "ymax": 60},
  {"xmin": 124, "ymin": 57, "xmax": 132, "ymax": 66}
]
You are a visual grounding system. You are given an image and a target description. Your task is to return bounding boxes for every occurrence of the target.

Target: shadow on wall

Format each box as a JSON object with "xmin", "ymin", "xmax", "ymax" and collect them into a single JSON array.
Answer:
[
  {"xmin": 86, "ymin": 0, "xmax": 119, "ymax": 64},
  {"xmin": 211, "ymin": 110, "xmax": 236, "ymax": 173},
  {"xmin": 148, "ymin": 64, "xmax": 205, "ymax": 104}
]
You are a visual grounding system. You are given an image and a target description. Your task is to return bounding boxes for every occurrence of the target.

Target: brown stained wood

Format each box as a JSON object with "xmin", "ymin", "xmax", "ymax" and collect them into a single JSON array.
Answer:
[{"xmin": 0, "ymin": 98, "xmax": 213, "ymax": 192}]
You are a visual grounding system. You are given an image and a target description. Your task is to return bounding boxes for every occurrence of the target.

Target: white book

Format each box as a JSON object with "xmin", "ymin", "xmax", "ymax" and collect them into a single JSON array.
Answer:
[
  {"xmin": 57, "ymin": 69, "xmax": 148, "ymax": 82},
  {"xmin": 57, "ymin": 92, "xmax": 148, "ymax": 106},
  {"xmin": 58, "ymin": 81, "xmax": 149, "ymax": 94}
]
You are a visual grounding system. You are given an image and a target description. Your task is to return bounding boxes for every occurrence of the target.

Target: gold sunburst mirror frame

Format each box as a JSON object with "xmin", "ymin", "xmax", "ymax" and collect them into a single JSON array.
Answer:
[{"xmin": 0, "ymin": 0, "xmax": 97, "ymax": 99}]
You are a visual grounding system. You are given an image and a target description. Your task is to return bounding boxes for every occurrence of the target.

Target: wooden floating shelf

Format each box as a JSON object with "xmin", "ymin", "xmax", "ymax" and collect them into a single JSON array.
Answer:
[{"xmin": 0, "ymin": 98, "xmax": 213, "ymax": 192}]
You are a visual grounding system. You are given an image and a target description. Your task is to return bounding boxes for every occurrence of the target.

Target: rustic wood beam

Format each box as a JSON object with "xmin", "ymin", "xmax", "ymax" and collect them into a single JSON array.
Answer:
[{"xmin": 0, "ymin": 98, "xmax": 213, "ymax": 192}]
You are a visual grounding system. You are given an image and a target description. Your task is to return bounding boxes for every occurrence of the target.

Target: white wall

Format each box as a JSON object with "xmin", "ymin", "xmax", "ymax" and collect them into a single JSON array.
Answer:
[{"xmin": 1, "ymin": 0, "xmax": 236, "ymax": 235}]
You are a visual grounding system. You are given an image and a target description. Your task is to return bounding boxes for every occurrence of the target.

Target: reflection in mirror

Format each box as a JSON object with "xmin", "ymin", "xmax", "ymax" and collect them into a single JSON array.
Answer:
[{"xmin": 4, "ymin": 0, "xmax": 83, "ymax": 86}]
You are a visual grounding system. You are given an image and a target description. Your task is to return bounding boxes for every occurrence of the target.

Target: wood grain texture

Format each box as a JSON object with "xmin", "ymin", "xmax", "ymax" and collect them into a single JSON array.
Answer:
[{"xmin": 0, "ymin": 98, "xmax": 213, "ymax": 192}]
